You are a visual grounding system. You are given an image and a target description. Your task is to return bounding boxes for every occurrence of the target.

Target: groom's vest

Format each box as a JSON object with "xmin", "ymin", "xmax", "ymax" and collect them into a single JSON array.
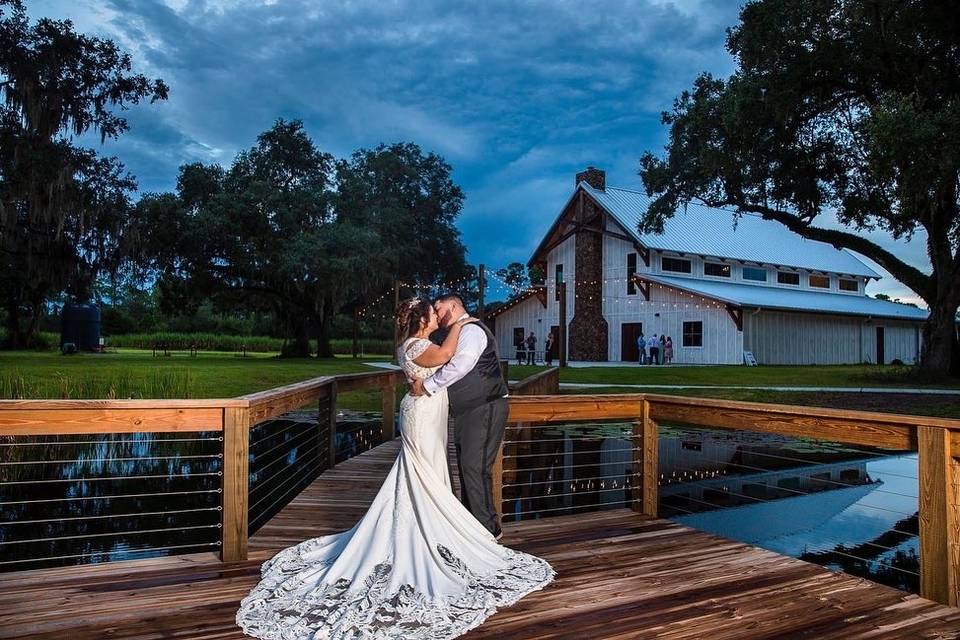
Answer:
[{"xmin": 431, "ymin": 321, "xmax": 508, "ymax": 417}]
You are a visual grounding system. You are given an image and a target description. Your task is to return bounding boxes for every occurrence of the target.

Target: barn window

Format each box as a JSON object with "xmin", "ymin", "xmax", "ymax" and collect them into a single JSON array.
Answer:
[
  {"xmin": 555, "ymin": 264, "xmax": 563, "ymax": 301},
  {"xmin": 809, "ymin": 274, "xmax": 830, "ymax": 288},
  {"xmin": 742, "ymin": 267, "xmax": 767, "ymax": 282},
  {"xmin": 661, "ymin": 256, "xmax": 691, "ymax": 273},
  {"xmin": 627, "ymin": 253, "xmax": 637, "ymax": 294},
  {"xmin": 777, "ymin": 271, "xmax": 800, "ymax": 285},
  {"xmin": 704, "ymin": 262, "xmax": 730, "ymax": 277},
  {"xmin": 839, "ymin": 278, "xmax": 858, "ymax": 292},
  {"xmin": 682, "ymin": 321, "xmax": 703, "ymax": 347}
]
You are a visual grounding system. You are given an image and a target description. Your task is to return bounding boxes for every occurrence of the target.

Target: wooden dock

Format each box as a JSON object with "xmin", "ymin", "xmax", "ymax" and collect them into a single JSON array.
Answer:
[{"xmin": 3, "ymin": 437, "xmax": 960, "ymax": 640}]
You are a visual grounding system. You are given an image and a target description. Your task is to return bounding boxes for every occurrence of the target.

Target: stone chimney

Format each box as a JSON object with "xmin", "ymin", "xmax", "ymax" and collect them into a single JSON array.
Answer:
[
  {"xmin": 575, "ymin": 166, "xmax": 605, "ymax": 191},
  {"xmin": 567, "ymin": 170, "xmax": 609, "ymax": 361}
]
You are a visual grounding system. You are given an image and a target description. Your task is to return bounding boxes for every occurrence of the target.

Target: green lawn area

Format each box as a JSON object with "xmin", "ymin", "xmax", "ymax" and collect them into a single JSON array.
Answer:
[
  {"xmin": 507, "ymin": 363, "xmax": 960, "ymax": 389},
  {"xmin": 0, "ymin": 349, "xmax": 389, "ymax": 400}
]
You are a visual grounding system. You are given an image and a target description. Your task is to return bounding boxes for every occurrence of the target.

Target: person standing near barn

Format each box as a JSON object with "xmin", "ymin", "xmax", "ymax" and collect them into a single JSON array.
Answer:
[
  {"xmin": 637, "ymin": 331, "xmax": 646, "ymax": 365},
  {"xmin": 544, "ymin": 331, "xmax": 554, "ymax": 366},
  {"xmin": 525, "ymin": 332, "xmax": 537, "ymax": 365},
  {"xmin": 647, "ymin": 333, "xmax": 660, "ymax": 365}
]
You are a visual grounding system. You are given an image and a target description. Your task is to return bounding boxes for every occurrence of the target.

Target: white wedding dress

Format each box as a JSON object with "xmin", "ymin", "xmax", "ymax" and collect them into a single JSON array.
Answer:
[{"xmin": 236, "ymin": 337, "xmax": 555, "ymax": 640}]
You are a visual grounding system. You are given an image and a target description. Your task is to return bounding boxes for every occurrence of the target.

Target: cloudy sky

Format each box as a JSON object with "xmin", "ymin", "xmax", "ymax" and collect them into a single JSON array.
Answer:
[{"xmin": 33, "ymin": 0, "xmax": 930, "ymax": 305}]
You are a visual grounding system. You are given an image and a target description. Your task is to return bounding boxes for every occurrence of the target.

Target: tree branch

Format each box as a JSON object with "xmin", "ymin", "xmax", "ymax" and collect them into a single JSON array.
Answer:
[{"xmin": 698, "ymin": 197, "xmax": 934, "ymax": 302}]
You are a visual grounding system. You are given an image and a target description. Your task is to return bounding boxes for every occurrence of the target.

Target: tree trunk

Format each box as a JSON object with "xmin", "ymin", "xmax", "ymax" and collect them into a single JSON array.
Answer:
[
  {"xmin": 918, "ymin": 286, "xmax": 960, "ymax": 377},
  {"xmin": 280, "ymin": 312, "xmax": 312, "ymax": 358},
  {"xmin": 316, "ymin": 311, "xmax": 334, "ymax": 358},
  {"xmin": 3, "ymin": 297, "xmax": 22, "ymax": 350}
]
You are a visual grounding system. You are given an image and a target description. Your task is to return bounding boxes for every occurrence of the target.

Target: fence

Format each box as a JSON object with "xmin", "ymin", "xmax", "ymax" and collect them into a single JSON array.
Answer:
[
  {"xmin": 499, "ymin": 392, "xmax": 960, "ymax": 607},
  {"xmin": 0, "ymin": 370, "xmax": 399, "ymax": 568},
  {"xmin": 2, "ymin": 370, "xmax": 958, "ymax": 607}
]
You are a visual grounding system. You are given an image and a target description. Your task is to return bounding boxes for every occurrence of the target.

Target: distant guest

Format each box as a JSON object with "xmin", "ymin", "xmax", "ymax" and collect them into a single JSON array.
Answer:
[
  {"xmin": 544, "ymin": 332, "xmax": 555, "ymax": 366},
  {"xmin": 647, "ymin": 333, "xmax": 660, "ymax": 365},
  {"xmin": 525, "ymin": 332, "xmax": 537, "ymax": 365},
  {"xmin": 515, "ymin": 336, "xmax": 526, "ymax": 365},
  {"xmin": 637, "ymin": 332, "xmax": 646, "ymax": 365},
  {"xmin": 664, "ymin": 336, "xmax": 674, "ymax": 364}
]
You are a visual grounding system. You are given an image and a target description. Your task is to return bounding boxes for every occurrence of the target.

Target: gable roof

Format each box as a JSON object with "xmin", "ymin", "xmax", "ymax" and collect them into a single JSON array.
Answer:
[
  {"xmin": 639, "ymin": 273, "xmax": 928, "ymax": 321},
  {"xmin": 579, "ymin": 182, "xmax": 881, "ymax": 279},
  {"xmin": 485, "ymin": 286, "xmax": 547, "ymax": 321}
]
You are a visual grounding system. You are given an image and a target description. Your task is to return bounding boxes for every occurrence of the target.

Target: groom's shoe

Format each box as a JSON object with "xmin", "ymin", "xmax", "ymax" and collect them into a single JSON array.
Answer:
[{"xmin": 493, "ymin": 526, "xmax": 503, "ymax": 541}]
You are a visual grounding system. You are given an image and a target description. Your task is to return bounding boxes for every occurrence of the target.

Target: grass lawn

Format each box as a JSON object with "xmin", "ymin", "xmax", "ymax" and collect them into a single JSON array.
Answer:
[
  {"xmin": 507, "ymin": 363, "xmax": 960, "ymax": 389},
  {"xmin": 0, "ymin": 349, "xmax": 390, "ymax": 400}
]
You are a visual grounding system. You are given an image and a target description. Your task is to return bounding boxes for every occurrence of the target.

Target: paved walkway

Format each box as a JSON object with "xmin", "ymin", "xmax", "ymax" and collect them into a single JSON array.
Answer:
[{"xmin": 365, "ymin": 362, "xmax": 960, "ymax": 395}]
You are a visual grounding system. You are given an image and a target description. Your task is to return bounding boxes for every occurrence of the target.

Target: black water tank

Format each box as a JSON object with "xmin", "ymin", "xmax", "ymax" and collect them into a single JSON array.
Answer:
[{"xmin": 60, "ymin": 303, "xmax": 101, "ymax": 352}]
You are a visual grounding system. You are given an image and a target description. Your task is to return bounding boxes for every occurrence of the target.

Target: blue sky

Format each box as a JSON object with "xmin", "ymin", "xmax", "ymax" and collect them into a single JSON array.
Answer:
[{"xmin": 34, "ymin": 0, "xmax": 929, "ymax": 305}]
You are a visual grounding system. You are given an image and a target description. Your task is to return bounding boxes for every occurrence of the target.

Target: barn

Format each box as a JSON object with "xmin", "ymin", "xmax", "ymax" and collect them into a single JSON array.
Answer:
[{"xmin": 488, "ymin": 167, "xmax": 928, "ymax": 365}]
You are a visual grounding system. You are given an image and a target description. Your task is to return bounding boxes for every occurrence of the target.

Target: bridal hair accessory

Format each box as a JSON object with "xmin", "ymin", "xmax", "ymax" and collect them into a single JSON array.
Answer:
[{"xmin": 395, "ymin": 297, "xmax": 430, "ymax": 339}]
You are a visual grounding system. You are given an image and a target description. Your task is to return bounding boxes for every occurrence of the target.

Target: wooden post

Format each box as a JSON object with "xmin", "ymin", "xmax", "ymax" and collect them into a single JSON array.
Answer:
[
  {"xmin": 918, "ymin": 425, "xmax": 960, "ymax": 606},
  {"xmin": 492, "ymin": 442, "xmax": 504, "ymax": 524},
  {"xmin": 352, "ymin": 307, "xmax": 360, "ymax": 358},
  {"xmin": 381, "ymin": 374, "xmax": 396, "ymax": 440},
  {"xmin": 558, "ymin": 281, "xmax": 567, "ymax": 367},
  {"xmin": 478, "ymin": 263, "xmax": 485, "ymax": 321},
  {"xmin": 632, "ymin": 398, "xmax": 658, "ymax": 517},
  {"xmin": 642, "ymin": 400, "xmax": 659, "ymax": 517},
  {"xmin": 327, "ymin": 380, "xmax": 338, "ymax": 470},
  {"xmin": 222, "ymin": 406, "xmax": 250, "ymax": 562}
]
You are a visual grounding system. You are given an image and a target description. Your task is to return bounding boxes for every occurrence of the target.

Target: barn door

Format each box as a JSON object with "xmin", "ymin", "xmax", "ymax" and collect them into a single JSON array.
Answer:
[{"xmin": 621, "ymin": 322, "xmax": 643, "ymax": 362}]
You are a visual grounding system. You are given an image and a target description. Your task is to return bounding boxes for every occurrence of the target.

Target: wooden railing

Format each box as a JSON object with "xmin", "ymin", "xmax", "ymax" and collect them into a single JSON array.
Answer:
[
  {"xmin": 0, "ymin": 369, "xmax": 400, "ymax": 568},
  {"xmin": 500, "ymin": 393, "xmax": 960, "ymax": 607},
  {"xmin": 3, "ymin": 372, "xmax": 958, "ymax": 607}
]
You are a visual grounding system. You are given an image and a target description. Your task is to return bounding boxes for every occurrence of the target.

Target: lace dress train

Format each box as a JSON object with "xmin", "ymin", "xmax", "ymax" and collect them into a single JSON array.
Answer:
[{"xmin": 236, "ymin": 337, "xmax": 554, "ymax": 640}]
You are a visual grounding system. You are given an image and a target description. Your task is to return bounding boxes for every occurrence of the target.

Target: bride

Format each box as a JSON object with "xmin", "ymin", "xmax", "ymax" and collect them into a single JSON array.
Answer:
[{"xmin": 236, "ymin": 298, "xmax": 555, "ymax": 640}]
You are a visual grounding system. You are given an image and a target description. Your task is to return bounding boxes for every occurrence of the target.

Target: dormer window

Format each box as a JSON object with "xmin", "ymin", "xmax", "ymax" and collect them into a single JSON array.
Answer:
[
  {"xmin": 627, "ymin": 253, "xmax": 637, "ymax": 294},
  {"xmin": 839, "ymin": 278, "xmax": 859, "ymax": 292},
  {"xmin": 704, "ymin": 262, "xmax": 731, "ymax": 277},
  {"xmin": 777, "ymin": 271, "xmax": 800, "ymax": 285},
  {"xmin": 809, "ymin": 274, "xmax": 830, "ymax": 288},
  {"xmin": 661, "ymin": 256, "xmax": 691, "ymax": 273}
]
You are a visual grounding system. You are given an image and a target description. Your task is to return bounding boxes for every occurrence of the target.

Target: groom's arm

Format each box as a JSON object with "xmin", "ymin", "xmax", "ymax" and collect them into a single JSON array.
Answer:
[{"xmin": 422, "ymin": 324, "xmax": 485, "ymax": 396}]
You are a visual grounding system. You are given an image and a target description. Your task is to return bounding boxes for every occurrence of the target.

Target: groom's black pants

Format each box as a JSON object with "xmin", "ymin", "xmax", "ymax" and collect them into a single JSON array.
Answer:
[{"xmin": 452, "ymin": 396, "xmax": 508, "ymax": 535}]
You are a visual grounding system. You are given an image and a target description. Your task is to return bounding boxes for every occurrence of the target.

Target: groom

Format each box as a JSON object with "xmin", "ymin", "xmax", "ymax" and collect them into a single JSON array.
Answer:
[{"xmin": 410, "ymin": 293, "xmax": 509, "ymax": 539}]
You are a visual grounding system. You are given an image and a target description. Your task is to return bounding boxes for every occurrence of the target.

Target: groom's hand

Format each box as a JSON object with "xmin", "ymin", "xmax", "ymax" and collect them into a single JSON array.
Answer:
[{"xmin": 410, "ymin": 378, "xmax": 427, "ymax": 396}]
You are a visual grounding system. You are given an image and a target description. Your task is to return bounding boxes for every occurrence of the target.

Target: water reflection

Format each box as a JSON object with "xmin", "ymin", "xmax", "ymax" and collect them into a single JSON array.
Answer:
[
  {"xmin": 502, "ymin": 422, "xmax": 920, "ymax": 593},
  {"xmin": 0, "ymin": 409, "xmax": 388, "ymax": 572},
  {"xmin": 0, "ymin": 432, "xmax": 224, "ymax": 572}
]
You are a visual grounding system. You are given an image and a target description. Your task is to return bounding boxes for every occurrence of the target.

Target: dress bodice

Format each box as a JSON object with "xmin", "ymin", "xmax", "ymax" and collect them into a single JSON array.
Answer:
[{"xmin": 398, "ymin": 337, "xmax": 440, "ymax": 380}]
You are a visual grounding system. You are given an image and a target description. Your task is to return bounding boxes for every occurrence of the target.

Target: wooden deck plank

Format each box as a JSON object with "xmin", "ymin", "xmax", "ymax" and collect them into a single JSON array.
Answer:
[{"xmin": 2, "ymin": 438, "xmax": 960, "ymax": 640}]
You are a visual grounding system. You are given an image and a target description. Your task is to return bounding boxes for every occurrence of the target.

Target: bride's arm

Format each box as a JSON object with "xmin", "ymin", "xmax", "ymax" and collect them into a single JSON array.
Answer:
[{"xmin": 411, "ymin": 318, "xmax": 476, "ymax": 367}]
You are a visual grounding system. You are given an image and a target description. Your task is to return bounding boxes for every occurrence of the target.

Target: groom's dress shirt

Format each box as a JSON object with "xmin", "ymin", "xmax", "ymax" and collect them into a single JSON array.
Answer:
[{"xmin": 422, "ymin": 313, "xmax": 485, "ymax": 396}]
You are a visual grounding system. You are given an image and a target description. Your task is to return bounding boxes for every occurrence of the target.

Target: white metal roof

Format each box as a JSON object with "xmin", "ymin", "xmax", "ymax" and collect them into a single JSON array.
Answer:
[
  {"xmin": 641, "ymin": 273, "xmax": 929, "ymax": 321},
  {"xmin": 581, "ymin": 182, "xmax": 882, "ymax": 279}
]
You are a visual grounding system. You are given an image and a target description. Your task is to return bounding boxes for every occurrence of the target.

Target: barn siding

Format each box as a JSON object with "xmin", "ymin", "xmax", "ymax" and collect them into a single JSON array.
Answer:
[
  {"xmin": 744, "ymin": 311, "xmax": 921, "ymax": 365},
  {"xmin": 492, "ymin": 212, "xmax": 923, "ymax": 365}
]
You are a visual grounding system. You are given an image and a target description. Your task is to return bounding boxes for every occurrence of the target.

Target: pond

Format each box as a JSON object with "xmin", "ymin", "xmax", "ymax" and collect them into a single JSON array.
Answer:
[
  {"xmin": 501, "ymin": 421, "xmax": 919, "ymax": 593},
  {"xmin": 0, "ymin": 409, "xmax": 388, "ymax": 572}
]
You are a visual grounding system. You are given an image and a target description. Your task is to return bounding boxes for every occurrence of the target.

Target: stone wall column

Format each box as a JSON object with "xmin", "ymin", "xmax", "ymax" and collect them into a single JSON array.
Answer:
[{"xmin": 568, "ymin": 228, "xmax": 608, "ymax": 361}]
